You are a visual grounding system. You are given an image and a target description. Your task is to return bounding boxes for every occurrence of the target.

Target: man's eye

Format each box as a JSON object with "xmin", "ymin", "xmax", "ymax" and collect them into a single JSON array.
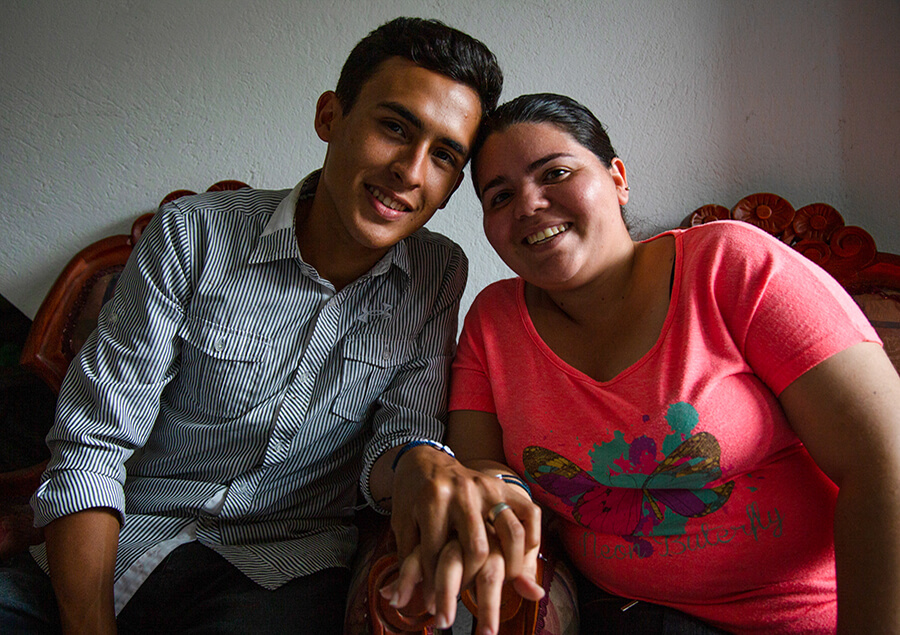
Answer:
[
  {"xmin": 383, "ymin": 120, "xmax": 405, "ymax": 136},
  {"xmin": 433, "ymin": 149, "xmax": 458, "ymax": 167}
]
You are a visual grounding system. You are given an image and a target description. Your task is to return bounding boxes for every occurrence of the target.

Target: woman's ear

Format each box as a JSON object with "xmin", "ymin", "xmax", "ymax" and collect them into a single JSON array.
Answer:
[
  {"xmin": 610, "ymin": 157, "xmax": 629, "ymax": 205},
  {"xmin": 314, "ymin": 91, "xmax": 342, "ymax": 142}
]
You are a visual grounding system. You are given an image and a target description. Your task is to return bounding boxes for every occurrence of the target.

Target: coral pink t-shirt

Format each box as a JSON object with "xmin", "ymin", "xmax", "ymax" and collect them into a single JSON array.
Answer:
[{"xmin": 450, "ymin": 221, "xmax": 880, "ymax": 634}]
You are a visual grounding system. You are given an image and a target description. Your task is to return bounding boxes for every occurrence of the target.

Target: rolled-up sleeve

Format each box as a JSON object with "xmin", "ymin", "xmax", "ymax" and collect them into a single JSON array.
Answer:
[{"xmin": 31, "ymin": 204, "xmax": 193, "ymax": 527}]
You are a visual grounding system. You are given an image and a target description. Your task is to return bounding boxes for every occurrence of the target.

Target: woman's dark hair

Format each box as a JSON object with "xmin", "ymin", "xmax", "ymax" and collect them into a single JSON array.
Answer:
[
  {"xmin": 335, "ymin": 17, "xmax": 503, "ymax": 117},
  {"xmin": 471, "ymin": 93, "xmax": 618, "ymax": 194}
]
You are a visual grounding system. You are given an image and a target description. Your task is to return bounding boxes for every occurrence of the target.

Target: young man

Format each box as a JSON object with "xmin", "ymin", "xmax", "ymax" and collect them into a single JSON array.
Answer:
[{"xmin": 0, "ymin": 18, "xmax": 505, "ymax": 634}]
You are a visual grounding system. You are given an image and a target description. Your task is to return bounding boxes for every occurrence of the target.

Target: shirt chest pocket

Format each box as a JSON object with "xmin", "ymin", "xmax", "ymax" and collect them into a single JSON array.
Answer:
[
  {"xmin": 331, "ymin": 336, "xmax": 416, "ymax": 422},
  {"xmin": 178, "ymin": 318, "xmax": 270, "ymax": 419}
]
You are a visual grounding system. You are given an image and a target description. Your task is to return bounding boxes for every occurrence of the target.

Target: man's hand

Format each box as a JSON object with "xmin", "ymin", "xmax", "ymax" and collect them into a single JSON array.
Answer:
[{"xmin": 382, "ymin": 444, "xmax": 543, "ymax": 631}]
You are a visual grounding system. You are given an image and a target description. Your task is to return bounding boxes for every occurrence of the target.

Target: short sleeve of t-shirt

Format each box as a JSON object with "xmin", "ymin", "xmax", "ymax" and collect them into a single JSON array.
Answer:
[
  {"xmin": 685, "ymin": 221, "xmax": 879, "ymax": 395},
  {"xmin": 450, "ymin": 280, "xmax": 511, "ymax": 414}
]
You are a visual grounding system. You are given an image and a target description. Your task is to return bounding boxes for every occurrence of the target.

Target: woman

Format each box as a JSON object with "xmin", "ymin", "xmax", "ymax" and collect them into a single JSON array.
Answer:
[{"xmin": 444, "ymin": 93, "xmax": 900, "ymax": 633}]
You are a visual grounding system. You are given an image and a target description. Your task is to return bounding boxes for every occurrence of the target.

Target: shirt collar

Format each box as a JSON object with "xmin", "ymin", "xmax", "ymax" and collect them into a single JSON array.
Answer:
[{"xmin": 250, "ymin": 170, "xmax": 411, "ymax": 283}]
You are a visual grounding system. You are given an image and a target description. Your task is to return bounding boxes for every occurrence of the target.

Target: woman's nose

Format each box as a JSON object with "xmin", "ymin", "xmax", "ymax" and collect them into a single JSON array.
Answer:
[{"xmin": 515, "ymin": 183, "xmax": 547, "ymax": 219}]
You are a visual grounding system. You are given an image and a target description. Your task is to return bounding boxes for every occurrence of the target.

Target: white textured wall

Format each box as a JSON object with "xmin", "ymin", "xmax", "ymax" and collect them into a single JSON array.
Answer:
[{"xmin": 2, "ymin": 0, "xmax": 898, "ymax": 321}]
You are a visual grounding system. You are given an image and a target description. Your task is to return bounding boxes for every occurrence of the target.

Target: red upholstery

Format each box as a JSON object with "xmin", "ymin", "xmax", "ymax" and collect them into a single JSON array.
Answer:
[{"xmin": 0, "ymin": 180, "xmax": 249, "ymax": 559}]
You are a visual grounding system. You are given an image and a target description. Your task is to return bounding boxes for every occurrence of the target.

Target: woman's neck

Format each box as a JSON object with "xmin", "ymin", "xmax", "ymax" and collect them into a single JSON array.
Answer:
[{"xmin": 533, "ymin": 239, "xmax": 641, "ymax": 327}]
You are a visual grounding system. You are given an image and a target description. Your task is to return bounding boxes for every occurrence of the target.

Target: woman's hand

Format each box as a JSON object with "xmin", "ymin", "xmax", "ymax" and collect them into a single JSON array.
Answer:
[{"xmin": 384, "ymin": 529, "xmax": 544, "ymax": 635}]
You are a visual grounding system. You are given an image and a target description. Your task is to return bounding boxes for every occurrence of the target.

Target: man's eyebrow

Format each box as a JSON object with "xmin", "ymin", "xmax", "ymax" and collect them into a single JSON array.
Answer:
[
  {"xmin": 380, "ymin": 102, "xmax": 468, "ymax": 157},
  {"xmin": 480, "ymin": 153, "xmax": 574, "ymax": 198}
]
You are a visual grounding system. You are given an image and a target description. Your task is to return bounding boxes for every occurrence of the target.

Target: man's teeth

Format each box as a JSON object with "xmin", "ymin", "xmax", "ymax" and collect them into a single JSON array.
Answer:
[
  {"xmin": 526, "ymin": 224, "xmax": 569, "ymax": 245},
  {"xmin": 368, "ymin": 186, "xmax": 408, "ymax": 211}
]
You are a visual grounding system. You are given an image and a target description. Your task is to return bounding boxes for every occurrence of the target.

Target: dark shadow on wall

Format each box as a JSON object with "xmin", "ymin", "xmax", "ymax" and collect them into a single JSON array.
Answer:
[{"xmin": 0, "ymin": 294, "xmax": 55, "ymax": 472}]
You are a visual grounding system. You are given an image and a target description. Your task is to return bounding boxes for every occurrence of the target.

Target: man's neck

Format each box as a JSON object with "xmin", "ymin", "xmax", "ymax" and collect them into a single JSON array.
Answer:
[{"xmin": 293, "ymin": 195, "xmax": 388, "ymax": 293}]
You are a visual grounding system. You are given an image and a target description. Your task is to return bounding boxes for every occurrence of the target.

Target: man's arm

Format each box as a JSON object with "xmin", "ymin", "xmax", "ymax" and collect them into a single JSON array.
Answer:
[
  {"xmin": 779, "ymin": 342, "xmax": 900, "ymax": 633},
  {"xmin": 44, "ymin": 508, "xmax": 120, "ymax": 635},
  {"xmin": 32, "ymin": 205, "xmax": 192, "ymax": 627}
]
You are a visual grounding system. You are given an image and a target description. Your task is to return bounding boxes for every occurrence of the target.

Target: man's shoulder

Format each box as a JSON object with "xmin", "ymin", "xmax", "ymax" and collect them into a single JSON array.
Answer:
[
  {"xmin": 163, "ymin": 186, "xmax": 292, "ymax": 220},
  {"xmin": 402, "ymin": 227, "xmax": 465, "ymax": 262}
]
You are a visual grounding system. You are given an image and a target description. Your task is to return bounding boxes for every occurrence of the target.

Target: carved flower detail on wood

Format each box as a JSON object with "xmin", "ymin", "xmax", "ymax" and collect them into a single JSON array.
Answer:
[
  {"xmin": 793, "ymin": 203, "xmax": 844, "ymax": 242},
  {"xmin": 731, "ymin": 193, "xmax": 795, "ymax": 237},
  {"xmin": 687, "ymin": 204, "xmax": 730, "ymax": 226}
]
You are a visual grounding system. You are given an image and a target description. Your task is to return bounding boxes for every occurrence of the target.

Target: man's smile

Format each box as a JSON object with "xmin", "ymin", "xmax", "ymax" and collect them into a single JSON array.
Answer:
[{"xmin": 366, "ymin": 184, "xmax": 412, "ymax": 213}]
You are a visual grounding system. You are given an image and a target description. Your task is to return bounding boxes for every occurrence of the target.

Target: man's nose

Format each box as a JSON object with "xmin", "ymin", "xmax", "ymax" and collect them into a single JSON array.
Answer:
[{"xmin": 392, "ymin": 145, "xmax": 428, "ymax": 188}]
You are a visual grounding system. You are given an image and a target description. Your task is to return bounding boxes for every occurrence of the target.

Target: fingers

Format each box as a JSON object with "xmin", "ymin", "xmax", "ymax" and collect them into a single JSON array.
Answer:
[
  {"xmin": 473, "ymin": 546, "xmax": 507, "ymax": 635},
  {"xmin": 432, "ymin": 539, "xmax": 464, "ymax": 628},
  {"xmin": 511, "ymin": 543, "xmax": 546, "ymax": 602},
  {"xmin": 383, "ymin": 545, "xmax": 425, "ymax": 610},
  {"xmin": 488, "ymin": 503, "xmax": 525, "ymax": 581}
]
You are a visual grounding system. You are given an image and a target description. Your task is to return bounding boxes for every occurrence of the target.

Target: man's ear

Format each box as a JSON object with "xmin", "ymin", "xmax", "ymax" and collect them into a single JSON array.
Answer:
[
  {"xmin": 314, "ymin": 91, "xmax": 342, "ymax": 142},
  {"xmin": 439, "ymin": 171, "xmax": 466, "ymax": 209}
]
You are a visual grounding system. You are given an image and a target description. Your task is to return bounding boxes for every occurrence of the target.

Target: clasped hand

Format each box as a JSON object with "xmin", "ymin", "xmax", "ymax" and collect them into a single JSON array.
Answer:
[{"xmin": 386, "ymin": 446, "xmax": 544, "ymax": 634}]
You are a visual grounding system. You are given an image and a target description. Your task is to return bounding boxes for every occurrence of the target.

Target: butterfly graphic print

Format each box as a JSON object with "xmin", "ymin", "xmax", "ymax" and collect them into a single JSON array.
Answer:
[{"xmin": 522, "ymin": 403, "xmax": 735, "ymax": 556}]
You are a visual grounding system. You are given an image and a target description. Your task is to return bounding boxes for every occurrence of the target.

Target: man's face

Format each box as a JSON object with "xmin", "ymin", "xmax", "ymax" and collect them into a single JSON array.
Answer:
[{"xmin": 313, "ymin": 57, "xmax": 482, "ymax": 260}]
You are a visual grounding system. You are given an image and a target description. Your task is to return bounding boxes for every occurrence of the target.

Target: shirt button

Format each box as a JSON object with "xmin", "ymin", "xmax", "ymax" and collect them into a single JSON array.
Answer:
[
  {"xmin": 382, "ymin": 348, "xmax": 392, "ymax": 361},
  {"xmin": 108, "ymin": 312, "xmax": 118, "ymax": 325},
  {"xmin": 214, "ymin": 337, "xmax": 226, "ymax": 352}
]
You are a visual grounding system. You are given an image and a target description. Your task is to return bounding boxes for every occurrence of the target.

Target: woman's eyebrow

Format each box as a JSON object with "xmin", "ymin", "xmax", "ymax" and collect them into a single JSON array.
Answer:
[{"xmin": 528, "ymin": 152, "xmax": 572, "ymax": 172}]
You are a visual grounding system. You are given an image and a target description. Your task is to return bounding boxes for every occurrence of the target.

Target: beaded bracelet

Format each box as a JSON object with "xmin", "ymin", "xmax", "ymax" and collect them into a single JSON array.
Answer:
[
  {"xmin": 496, "ymin": 473, "xmax": 533, "ymax": 499},
  {"xmin": 391, "ymin": 439, "xmax": 456, "ymax": 471}
]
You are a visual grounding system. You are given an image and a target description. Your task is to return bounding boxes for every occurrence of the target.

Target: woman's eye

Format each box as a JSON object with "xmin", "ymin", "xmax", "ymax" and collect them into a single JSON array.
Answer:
[
  {"xmin": 544, "ymin": 167, "xmax": 569, "ymax": 181},
  {"xmin": 487, "ymin": 191, "xmax": 511, "ymax": 208}
]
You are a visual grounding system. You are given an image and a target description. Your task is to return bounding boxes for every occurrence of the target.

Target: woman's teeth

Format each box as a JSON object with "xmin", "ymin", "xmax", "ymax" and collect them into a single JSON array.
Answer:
[{"xmin": 526, "ymin": 224, "xmax": 569, "ymax": 245}]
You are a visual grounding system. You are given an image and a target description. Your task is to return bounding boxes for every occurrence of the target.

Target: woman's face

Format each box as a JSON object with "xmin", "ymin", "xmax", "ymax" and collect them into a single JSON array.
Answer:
[{"xmin": 475, "ymin": 122, "xmax": 630, "ymax": 291}]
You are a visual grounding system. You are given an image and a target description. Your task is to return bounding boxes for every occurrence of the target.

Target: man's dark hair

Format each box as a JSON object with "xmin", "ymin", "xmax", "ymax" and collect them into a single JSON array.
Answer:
[
  {"xmin": 471, "ymin": 92, "xmax": 618, "ymax": 195},
  {"xmin": 335, "ymin": 17, "xmax": 503, "ymax": 117}
]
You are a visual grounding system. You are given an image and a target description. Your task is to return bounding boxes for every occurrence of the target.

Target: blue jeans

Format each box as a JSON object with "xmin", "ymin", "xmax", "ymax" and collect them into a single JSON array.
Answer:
[{"xmin": 0, "ymin": 542, "xmax": 349, "ymax": 634}]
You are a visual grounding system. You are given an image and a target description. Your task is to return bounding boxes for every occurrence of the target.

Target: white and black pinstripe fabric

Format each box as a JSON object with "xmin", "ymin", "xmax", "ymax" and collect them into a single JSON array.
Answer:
[{"xmin": 29, "ymin": 171, "xmax": 466, "ymax": 612}]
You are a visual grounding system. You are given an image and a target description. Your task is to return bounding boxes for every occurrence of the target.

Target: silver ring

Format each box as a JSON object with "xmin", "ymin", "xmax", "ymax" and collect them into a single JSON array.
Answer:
[{"xmin": 487, "ymin": 502, "xmax": 512, "ymax": 524}]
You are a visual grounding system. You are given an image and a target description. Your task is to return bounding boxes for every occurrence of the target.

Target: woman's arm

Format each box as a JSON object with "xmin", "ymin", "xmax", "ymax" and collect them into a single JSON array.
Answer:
[{"xmin": 779, "ymin": 341, "xmax": 900, "ymax": 634}]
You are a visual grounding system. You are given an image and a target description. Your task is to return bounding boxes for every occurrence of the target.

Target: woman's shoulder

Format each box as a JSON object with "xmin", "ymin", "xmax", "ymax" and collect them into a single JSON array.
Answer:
[
  {"xmin": 675, "ymin": 220, "xmax": 790, "ymax": 252},
  {"xmin": 464, "ymin": 278, "xmax": 521, "ymax": 326},
  {"xmin": 471, "ymin": 277, "xmax": 520, "ymax": 306}
]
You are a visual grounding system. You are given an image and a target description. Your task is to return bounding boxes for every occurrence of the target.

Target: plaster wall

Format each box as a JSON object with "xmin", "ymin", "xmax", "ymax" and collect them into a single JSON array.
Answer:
[{"xmin": 2, "ymin": 0, "xmax": 898, "ymax": 321}]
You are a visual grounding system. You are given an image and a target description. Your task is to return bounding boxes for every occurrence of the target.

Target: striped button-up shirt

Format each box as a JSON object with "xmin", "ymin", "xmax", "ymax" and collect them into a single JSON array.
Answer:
[{"xmin": 30, "ymin": 171, "xmax": 466, "ymax": 612}]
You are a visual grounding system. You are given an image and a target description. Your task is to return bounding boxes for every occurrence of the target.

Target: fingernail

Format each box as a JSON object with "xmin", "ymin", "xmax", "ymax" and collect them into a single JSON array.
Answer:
[
  {"xmin": 389, "ymin": 592, "xmax": 400, "ymax": 607},
  {"xmin": 435, "ymin": 615, "xmax": 449, "ymax": 629}
]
